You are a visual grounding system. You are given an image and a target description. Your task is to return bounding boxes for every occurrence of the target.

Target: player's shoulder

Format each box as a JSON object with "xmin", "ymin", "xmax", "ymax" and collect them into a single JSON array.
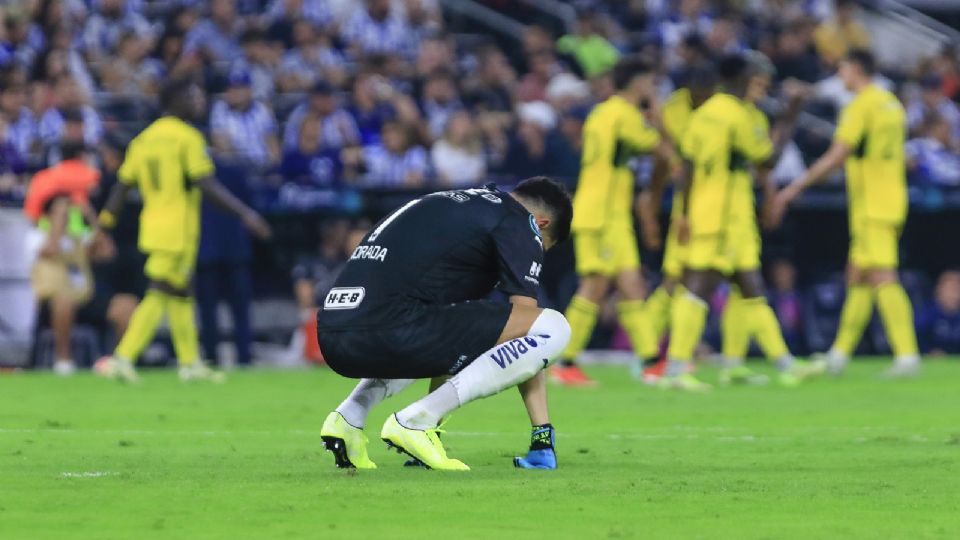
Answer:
[{"xmin": 664, "ymin": 88, "xmax": 691, "ymax": 111}]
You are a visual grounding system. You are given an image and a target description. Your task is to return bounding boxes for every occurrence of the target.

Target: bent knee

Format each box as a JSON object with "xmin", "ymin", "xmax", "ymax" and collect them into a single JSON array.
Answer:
[{"xmin": 531, "ymin": 308, "xmax": 572, "ymax": 357}]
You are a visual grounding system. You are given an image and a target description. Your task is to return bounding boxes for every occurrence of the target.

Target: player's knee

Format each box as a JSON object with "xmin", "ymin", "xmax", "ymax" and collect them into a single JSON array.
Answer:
[{"xmin": 530, "ymin": 308, "xmax": 571, "ymax": 363}]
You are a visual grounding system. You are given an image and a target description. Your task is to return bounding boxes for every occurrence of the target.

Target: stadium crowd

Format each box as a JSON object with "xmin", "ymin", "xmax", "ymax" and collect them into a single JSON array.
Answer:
[{"xmin": 5, "ymin": 0, "xmax": 960, "ymax": 369}]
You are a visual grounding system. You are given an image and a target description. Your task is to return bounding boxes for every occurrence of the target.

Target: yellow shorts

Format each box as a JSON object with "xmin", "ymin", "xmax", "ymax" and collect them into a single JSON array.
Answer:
[
  {"xmin": 144, "ymin": 248, "xmax": 198, "ymax": 290},
  {"xmin": 573, "ymin": 222, "xmax": 640, "ymax": 276},
  {"xmin": 662, "ymin": 220, "xmax": 688, "ymax": 279},
  {"xmin": 686, "ymin": 218, "xmax": 761, "ymax": 275},
  {"xmin": 850, "ymin": 220, "xmax": 900, "ymax": 269},
  {"xmin": 31, "ymin": 245, "xmax": 92, "ymax": 304}
]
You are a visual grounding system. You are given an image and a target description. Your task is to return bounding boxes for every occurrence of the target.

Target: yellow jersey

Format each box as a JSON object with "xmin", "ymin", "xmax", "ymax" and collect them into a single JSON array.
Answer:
[
  {"xmin": 572, "ymin": 95, "xmax": 660, "ymax": 231},
  {"xmin": 681, "ymin": 93, "xmax": 772, "ymax": 236},
  {"xmin": 834, "ymin": 84, "xmax": 908, "ymax": 226},
  {"xmin": 118, "ymin": 116, "xmax": 215, "ymax": 253}
]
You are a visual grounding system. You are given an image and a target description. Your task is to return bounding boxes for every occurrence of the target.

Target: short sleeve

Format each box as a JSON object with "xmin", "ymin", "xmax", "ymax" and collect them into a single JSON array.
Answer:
[
  {"xmin": 734, "ymin": 111, "xmax": 773, "ymax": 164},
  {"xmin": 117, "ymin": 141, "xmax": 138, "ymax": 185},
  {"xmin": 492, "ymin": 213, "xmax": 545, "ymax": 300},
  {"xmin": 834, "ymin": 101, "xmax": 866, "ymax": 148},
  {"xmin": 620, "ymin": 109, "xmax": 660, "ymax": 153},
  {"xmin": 184, "ymin": 131, "xmax": 215, "ymax": 181}
]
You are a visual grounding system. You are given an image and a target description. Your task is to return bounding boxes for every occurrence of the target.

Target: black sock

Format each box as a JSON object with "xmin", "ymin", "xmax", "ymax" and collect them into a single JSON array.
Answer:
[
  {"xmin": 530, "ymin": 424, "xmax": 554, "ymax": 450},
  {"xmin": 641, "ymin": 356, "xmax": 660, "ymax": 369}
]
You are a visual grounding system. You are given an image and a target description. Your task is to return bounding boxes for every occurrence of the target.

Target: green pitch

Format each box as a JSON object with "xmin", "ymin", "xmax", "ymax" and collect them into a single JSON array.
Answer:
[{"xmin": 2, "ymin": 360, "xmax": 959, "ymax": 539}]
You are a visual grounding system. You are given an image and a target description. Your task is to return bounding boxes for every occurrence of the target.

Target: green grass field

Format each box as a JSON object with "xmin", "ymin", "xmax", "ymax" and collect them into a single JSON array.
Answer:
[{"xmin": 2, "ymin": 360, "xmax": 959, "ymax": 539}]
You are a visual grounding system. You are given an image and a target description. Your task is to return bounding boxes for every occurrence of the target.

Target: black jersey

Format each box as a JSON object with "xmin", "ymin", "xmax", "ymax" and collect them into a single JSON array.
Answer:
[{"xmin": 317, "ymin": 185, "xmax": 544, "ymax": 331}]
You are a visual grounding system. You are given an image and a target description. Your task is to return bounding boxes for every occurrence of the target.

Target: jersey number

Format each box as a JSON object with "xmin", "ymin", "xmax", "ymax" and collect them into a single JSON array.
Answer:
[{"xmin": 368, "ymin": 198, "xmax": 421, "ymax": 242}]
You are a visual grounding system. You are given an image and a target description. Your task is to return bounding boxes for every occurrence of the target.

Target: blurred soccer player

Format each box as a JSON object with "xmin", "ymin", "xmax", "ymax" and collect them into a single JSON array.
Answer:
[
  {"xmin": 94, "ymin": 79, "xmax": 271, "ymax": 383},
  {"xmin": 318, "ymin": 179, "xmax": 572, "ymax": 471},
  {"xmin": 639, "ymin": 62, "xmax": 717, "ymax": 383},
  {"xmin": 771, "ymin": 50, "xmax": 920, "ymax": 377},
  {"xmin": 554, "ymin": 55, "xmax": 672, "ymax": 387},
  {"xmin": 664, "ymin": 53, "xmax": 822, "ymax": 391}
]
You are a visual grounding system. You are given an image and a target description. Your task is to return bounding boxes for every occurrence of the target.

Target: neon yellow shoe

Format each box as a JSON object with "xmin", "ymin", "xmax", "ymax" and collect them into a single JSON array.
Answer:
[
  {"xmin": 718, "ymin": 365, "xmax": 770, "ymax": 386},
  {"xmin": 380, "ymin": 414, "xmax": 469, "ymax": 471},
  {"xmin": 657, "ymin": 373, "xmax": 712, "ymax": 392},
  {"xmin": 778, "ymin": 359, "xmax": 826, "ymax": 387},
  {"xmin": 320, "ymin": 412, "xmax": 377, "ymax": 470}
]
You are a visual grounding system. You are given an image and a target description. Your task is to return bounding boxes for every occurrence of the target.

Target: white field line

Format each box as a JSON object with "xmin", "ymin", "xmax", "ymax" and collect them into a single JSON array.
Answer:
[{"xmin": 60, "ymin": 471, "xmax": 116, "ymax": 478}]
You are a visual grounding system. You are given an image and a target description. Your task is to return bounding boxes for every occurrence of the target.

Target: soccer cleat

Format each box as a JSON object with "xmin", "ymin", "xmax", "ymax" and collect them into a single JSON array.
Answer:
[
  {"xmin": 631, "ymin": 357, "xmax": 666, "ymax": 385},
  {"xmin": 93, "ymin": 356, "xmax": 139, "ymax": 383},
  {"xmin": 719, "ymin": 365, "xmax": 769, "ymax": 386},
  {"xmin": 550, "ymin": 364, "xmax": 598, "ymax": 387},
  {"xmin": 880, "ymin": 359, "xmax": 920, "ymax": 379},
  {"xmin": 657, "ymin": 373, "xmax": 712, "ymax": 392},
  {"xmin": 812, "ymin": 351, "xmax": 847, "ymax": 376},
  {"xmin": 53, "ymin": 360, "xmax": 77, "ymax": 377},
  {"xmin": 320, "ymin": 412, "xmax": 377, "ymax": 469},
  {"xmin": 778, "ymin": 358, "xmax": 826, "ymax": 387},
  {"xmin": 178, "ymin": 361, "xmax": 226, "ymax": 383},
  {"xmin": 380, "ymin": 414, "xmax": 469, "ymax": 471}
]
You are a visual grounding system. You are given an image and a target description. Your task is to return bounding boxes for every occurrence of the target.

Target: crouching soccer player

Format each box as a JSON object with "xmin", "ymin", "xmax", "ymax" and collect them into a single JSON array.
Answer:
[{"xmin": 317, "ymin": 178, "xmax": 572, "ymax": 470}]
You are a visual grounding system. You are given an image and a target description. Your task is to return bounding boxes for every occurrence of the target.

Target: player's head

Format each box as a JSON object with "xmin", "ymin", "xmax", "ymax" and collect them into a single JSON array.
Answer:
[
  {"xmin": 511, "ymin": 176, "xmax": 572, "ymax": 250},
  {"xmin": 160, "ymin": 78, "xmax": 205, "ymax": 121},
  {"xmin": 838, "ymin": 49, "xmax": 875, "ymax": 91},
  {"xmin": 613, "ymin": 55, "xmax": 656, "ymax": 104},
  {"xmin": 744, "ymin": 50, "xmax": 775, "ymax": 103},
  {"xmin": 717, "ymin": 53, "xmax": 751, "ymax": 97},
  {"xmin": 59, "ymin": 139, "xmax": 86, "ymax": 161},
  {"xmin": 685, "ymin": 61, "xmax": 716, "ymax": 106}
]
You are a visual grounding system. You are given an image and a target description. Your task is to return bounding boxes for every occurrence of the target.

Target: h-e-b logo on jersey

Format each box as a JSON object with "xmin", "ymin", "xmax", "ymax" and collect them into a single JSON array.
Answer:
[{"xmin": 324, "ymin": 287, "xmax": 365, "ymax": 310}]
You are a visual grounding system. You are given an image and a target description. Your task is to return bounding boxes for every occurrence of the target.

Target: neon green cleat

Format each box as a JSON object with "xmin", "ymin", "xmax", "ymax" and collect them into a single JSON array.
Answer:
[
  {"xmin": 93, "ymin": 356, "xmax": 139, "ymax": 383},
  {"xmin": 778, "ymin": 359, "xmax": 826, "ymax": 387},
  {"xmin": 380, "ymin": 414, "xmax": 469, "ymax": 471},
  {"xmin": 178, "ymin": 361, "xmax": 226, "ymax": 383},
  {"xmin": 657, "ymin": 373, "xmax": 712, "ymax": 392},
  {"xmin": 320, "ymin": 412, "xmax": 377, "ymax": 469},
  {"xmin": 719, "ymin": 365, "xmax": 770, "ymax": 386}
]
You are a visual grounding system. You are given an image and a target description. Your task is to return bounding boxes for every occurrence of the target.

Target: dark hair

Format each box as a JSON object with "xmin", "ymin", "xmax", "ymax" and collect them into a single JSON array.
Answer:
[
  {"xmin": 718, "ymin": 53, "xmax": 749, "ymax": 82},
  {"xmin": 613, "ymin": 55, "xmax": 654, "ymax": 90},
  {"xmin": 160, "ymin": 78, "xmax": 195, "ymax": 111},
  {"xmin": 845, "ymin": 48, "xmax": 876, "ymax": 76},
  {"xmin": 513, "ymin": 176, "xmax": 573, "ymax": 244},
  {"xmin": 685, "ymin": 61, "xmax": 717, "ymax": 91},
  {"xmin": 60, "ymin": 139, "xmax": 86, "ymax": 160}
]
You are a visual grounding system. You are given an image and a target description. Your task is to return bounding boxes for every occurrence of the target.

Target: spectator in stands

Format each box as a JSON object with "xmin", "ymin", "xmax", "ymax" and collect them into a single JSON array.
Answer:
[
  {"xmin": 556, "ymin": 10, "xmax": 621, "ymax": 79},
  {"xmin": 768, "ymin": 258, "xmax": 805, "ymax": 355},
  {"xmin": 185, "ymin": 0, "xmax": 243, "ymax": 63},
  {"xmin": 658, "ymin": 0, "xmax": 714, "ymax": 69},
  {"xmin": 39, "ymin": 76, "xmax": 103, "ymax": 155},
  {"xmin": 265, "ymin": 0, "xmax": 335, "ymax": 30},
  {"xmin": 37, "ymin": 24, "xmax": 96, "ymax": 97},
  {"xmin": 276, "ymin": 20, "xmax": 346, "ymax": 93},
  {"xmin": 500, "ymin": 100, "xmax": 561, "ymax": 180},
  {"xmin": 348, "ymin": 120, "xmax": 429, "ymax": 187},
  {"xmin": 82, "ymin": 0, "xmax": 154, "ymax": 64},
  {"xmin": 283, "ymin": 81, "xmax": 361, "ymax": 153},
  {"xmin": 518, "ymin": 51, "xmax": 561, "ymax": 103},
  {"xmin": 772, "ymin": 20, "xmax": 822, "ymax": 83},
  {"xmin": 23, "ymin": 141, "xmax": 109, "ymax": 375},
  {"xmin": 906, "ymin": 114, "xmax": 960, "ymax": 187},
  {"xmin": 545, "ymin": 73, "xmax": 591, "ymax": 115},
  {"xmin": 0, "ymin": 78, "xmax": 37, "ymax": 161},
  {"xmin": 340, "ymin": 0, "xmax": 416, "ymax": 61},
  {"xmin": 280, "ymin": 114, "xmax": 344, "ymax": 186},
  {"xmin": 153, "ymin": 30, "xmax": 200, "ymax": 82},
  {"xmin": 234, "ymin": 29, "xmax": 280, "ymax": 102},
  {"xmin": 463, "ymin": 45, "xmax": 516, "ymax": 114},
  {"xmin": 930, "ymin": 44, "xmax": 960, "ymax": 102},
  {"xmin": 415, "ymin": 34, "xmax": 455, "ymax": 81},
  {"xmin": 917, "ymin": 270, "xmax": 960, "ymax": 356},
  {"xmin": 812, "ymin": 0, "xmax": 870, "ymax": 68},
  {"xmin": 100, "ymin": 31, "xmax": 163, "ymax": 97},
  {"xmin": 419, "ymin": 68, "xmax": 461, "ymax": 140},
  {"xmin": 3, "ymin": 7, "xmax": 45, "ymax": 70},
  {"xmin": 907, "ymin": 74, "xmax": 960, "ymax": 140},
  {"xmin": 210, "ymin": 70, "xmax": 280, "ymax": 169},
  {"xmin": 705, "ymin": 13, "xmax": 744, "ymax": 58},
  {"xmin": 431, "ymin": 110, "xmax": 485, "ymax": 187},
  {"xmin": 348, "ymin": 71, "xmax": 421, "ymax": 146}
]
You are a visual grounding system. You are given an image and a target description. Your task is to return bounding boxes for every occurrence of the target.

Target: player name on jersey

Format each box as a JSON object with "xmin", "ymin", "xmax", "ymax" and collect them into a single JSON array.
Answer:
[{"xmin": 350, "ymin": 244, "xmax": 388, "ymax": 262}]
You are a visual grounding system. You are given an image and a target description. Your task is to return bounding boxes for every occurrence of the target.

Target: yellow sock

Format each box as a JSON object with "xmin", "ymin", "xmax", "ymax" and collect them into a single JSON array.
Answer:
[
  {"xmin": 875, "ymin": 283, "xmax": 919, "ymax": 357},
  {"xmin": 721, "ymin": 290, "xmax": 749, "ymax": 361},
  {"xmin": 667, "ymin": 292, "xmax": 708, "ymax": 362},
  {"xmin": 832, "ymin": 285, "xmax": 873, "ymax": 357},
  {"xmin": 115, "ymin": 290, "xmax": 167, "ymax": 361},
  {"xmin": 617, "ymin": 299, "xmax": 658, "ymax": 359},
  {"xmin": 561, "ymin": 295, "xmax": 599, "ymax": 362},
  {"xmin": 644, "ymin": 286, "xmax": 673, "ymax": 341},
  {"xmin": 168, "ymin": 295, "xmax": 200, "ymax": 366},
  {"xmin": 743, "ymin": 297, "xmax": 790, "ymax": 360}
]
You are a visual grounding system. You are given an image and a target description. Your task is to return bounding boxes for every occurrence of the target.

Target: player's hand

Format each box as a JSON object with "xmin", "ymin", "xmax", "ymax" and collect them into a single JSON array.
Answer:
[
  {"xmin": 767, "ymin": 184, "xmax": 800, "ymax": 229},
  {"xmin": 675, "ymin": 216, "xmax": 690, "ymax": 246},
  {"xmin": 513, "ymin": 424, "xmax": 557, "ymax": 470},
  {"xmin": 242, "ymin": 211, "xmax": 273, "ymax": 240}
]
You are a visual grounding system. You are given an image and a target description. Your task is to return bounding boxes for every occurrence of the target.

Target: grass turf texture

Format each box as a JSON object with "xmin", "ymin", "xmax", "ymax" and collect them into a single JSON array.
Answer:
[{"xmin": 2, "ymin": 360, "xmax": 959, "ymax": 539}]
